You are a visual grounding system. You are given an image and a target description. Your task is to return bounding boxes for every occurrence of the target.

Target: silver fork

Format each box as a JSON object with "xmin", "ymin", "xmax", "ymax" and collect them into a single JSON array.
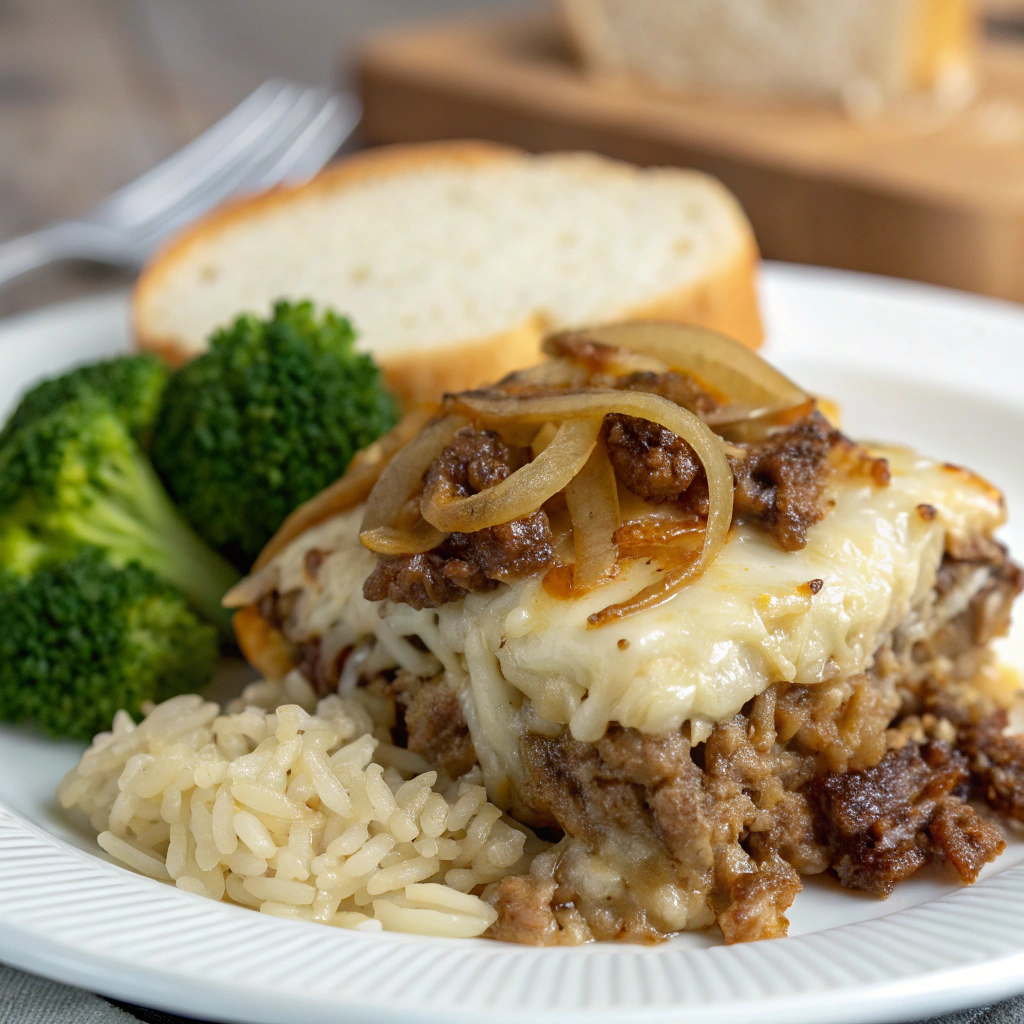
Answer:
[{"xmin": 0, "ymin": 80, "xmax": 360, "ymax": 290}]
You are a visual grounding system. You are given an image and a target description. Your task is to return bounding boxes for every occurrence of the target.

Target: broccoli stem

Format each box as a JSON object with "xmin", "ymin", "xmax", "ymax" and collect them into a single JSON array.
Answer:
[{"xmin": 70, "ymin": 453, "xmax": 240, "ymax": 632}]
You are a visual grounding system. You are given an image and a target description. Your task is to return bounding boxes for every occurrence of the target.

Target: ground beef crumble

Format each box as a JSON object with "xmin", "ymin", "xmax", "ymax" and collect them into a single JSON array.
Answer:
[{"xmin": 605, "ymin": 364, "xmax": 847, "ymax": 550}]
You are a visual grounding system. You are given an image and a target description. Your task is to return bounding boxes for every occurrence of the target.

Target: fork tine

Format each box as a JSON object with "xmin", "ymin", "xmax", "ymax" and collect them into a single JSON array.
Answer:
[
  {"xmin": 94, "ymin": 80, "xmax": 298, "ymax": 220},
  {"xmin": 98, "ymin": 82, "xmax": 308, "ymax": 225},
  {"xmin": 247, "ymin": 93, "xmax": 361, "ymax": 189},
  {"xmin": 130, "ymin": 90, "xmax": 330, "ymax": 241},
  {"xmin": 128, "ymin": 89, "xmax": 352, "ymax": 255}
]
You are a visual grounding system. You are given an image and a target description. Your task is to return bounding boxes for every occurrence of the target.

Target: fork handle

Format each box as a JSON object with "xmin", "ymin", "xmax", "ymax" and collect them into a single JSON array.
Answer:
[{"xmin": 0, "ymin": 222, "xmax": 117, "ymax": 290}]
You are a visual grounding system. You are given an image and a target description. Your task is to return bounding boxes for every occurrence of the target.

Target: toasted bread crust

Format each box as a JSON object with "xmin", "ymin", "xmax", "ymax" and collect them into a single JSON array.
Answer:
[{"xmin": 134, "ymin": 140, "xmax": 763, "ymax": 398}]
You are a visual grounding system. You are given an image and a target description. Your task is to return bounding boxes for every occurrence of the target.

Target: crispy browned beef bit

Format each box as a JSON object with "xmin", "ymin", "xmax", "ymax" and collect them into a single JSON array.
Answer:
[
  {"xmin": 730, "ymin": 413, "xmax": 842, "ymax": 551},
  {"xmin": 809, "ymin": 742, "xmax": 1005, "ymax": 896},
  {"xmin": 926, "ymin": 679, "xmax": 1024, "ymax": 825},
  {"xmin": 912, "ymin": 550, "xmax": 1024, "ymax": 820},
  {"xmin": 603, "ymin": 415, "xmax": 703, "ymax": 502},
  {"xmin": 716, "ymin": 853, "xmax": 802, "ymax": 945},
  {"xmin": 424, "ymin": 426, "xmax": 516, "ymax": 497},
  {"xmin": 487, "ymin": 875, "xmax": 579, "ymax": 946},
  {"xmin": 605, "ymin": 409, "xmax": 841, "ymax": 549},
  {"xmin": 363, "ymin": 552, "xmax": 471, "ymax": 609},
  {"xmin": 601, "ymin": 370, "xmax": 719, "ymax": 503},
  {"xmin": 363, "ymin": 427, "xmax": 555, "ymax": 609},
  {"xmin": 444, "ymin": 514, "xmax": 554, "ymax": 584},
  {"xmin": 363, "ymin": 514, "xmax": 555, "ymax": 610}
]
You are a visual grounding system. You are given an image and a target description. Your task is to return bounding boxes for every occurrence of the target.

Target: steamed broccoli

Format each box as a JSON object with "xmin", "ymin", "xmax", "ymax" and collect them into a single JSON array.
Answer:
[
  {"xmin": 0, "ymin": 393, "xmax": 239, "ymax": 631},
  {"xmin": 0, "ymin": 548, "xmax": 218, "ymax": 740},
  {"xmin": 151, "ymin": 300, "xmax": 400, "ymax": 568},
  {"xmin": 0, "ymin": 353, "xmax": 169, "ymax": 450}
]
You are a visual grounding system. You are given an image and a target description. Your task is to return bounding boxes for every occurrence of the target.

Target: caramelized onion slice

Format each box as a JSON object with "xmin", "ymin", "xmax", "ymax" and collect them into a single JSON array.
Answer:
[
  {"xmin": 591, "ymin": 559, "xmax": 701, "ymax": 628},
  {"xmin": 565, "ymin": 440, "xmax": 620, "ymax": 591},
  {"xmin": 448, "ymin": 389, "xmax": 734, "ymax": 625},
  {"xmin": 554, "ymin": 322, "xmax": 807, "ymax": 412},
  {"xmin": 614, "ymin": 517, "xmax": 703, "ymax": 559},
  {"xmin": 421, "ymin": 418, "xmax": 601, "ymax": 533},
  {"xmin": 254, "ymin": 407, "xmax": 434, "ymax": 571},
  {"xmin": 359, "ymin": 520, "xmax": 446, "ymax": 555},
  {"xmin": 702, "ymin": 403, "xmax": 784, "ymax": 427},
  {"xmin": 543, "ymin": 333, "xmax": 668, "ymax": 377},
  {"xmin": 360, "ymin": 415, "xmax": 466, "ymax": 539}
]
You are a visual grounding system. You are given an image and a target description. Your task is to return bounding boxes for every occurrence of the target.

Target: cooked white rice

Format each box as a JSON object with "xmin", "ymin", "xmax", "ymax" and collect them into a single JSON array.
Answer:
[{"xmin": 58, "ymin": 679, "xmax": 539, "ymax": 938}]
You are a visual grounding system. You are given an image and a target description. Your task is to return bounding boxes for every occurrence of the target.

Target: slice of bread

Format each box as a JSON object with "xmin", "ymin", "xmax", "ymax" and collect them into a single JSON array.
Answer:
[
  {"xmin": 561, "ymin": 0, "xmax": 977, "ymax": 114},
  {"xmin": 134, "ymin": 141, "xmax": 762, "ymax": 407}
]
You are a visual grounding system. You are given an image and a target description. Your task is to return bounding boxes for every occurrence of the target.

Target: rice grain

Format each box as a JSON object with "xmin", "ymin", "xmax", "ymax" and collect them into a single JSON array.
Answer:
[{"xmin": 60, "ymin": 694, "xmax": 540, "ymax": 940}]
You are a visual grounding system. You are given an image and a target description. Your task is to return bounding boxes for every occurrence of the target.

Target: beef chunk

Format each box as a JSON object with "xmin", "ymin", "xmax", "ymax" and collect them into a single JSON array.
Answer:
[
  {"xmin": 519, "ymin": 733, "xmax": 646, "ymax": 840},
  {"xmin": 810, "ymin": 742, "xmax": 1004, "ymax": 896},
  {"xmin": 929, "ymin": 799, "xmax": 1006, "ymax": 883},
  {"xmin": 968, "ymin": 557, "xmax": 1023, "ymax": 644},
  {"xmin": 362, "ymin": 514, "xmax": 555, "ymax": 610},
  {"xmin": 444, "ymin": 513, "xmax": 554, "ymax": 584},
  {"xmin": 601, "ymin": 370, "xmax": 718, "ymax": 502},
  {"xmin": 364, "ymin": 427, "xmax": 555, "ymax": 609},
  {"xmin": 730, "ymin": 414, "xmax": 840, "ymax": 551},
  {"xmin": 604, "ymin": 376, "xmax": 840, "ymax": 548},
  {"xmin": 487, "ymin": 874, "xmax": 598, "ymax": 945},
  {"xmin": 363, "ymin": 552, "xmax": 472, "ymax": 609},
  {"xmin": 423, "ymin": 426, "xmax": 515, "ymax": 498},
  {"xmin": 487, "ymin": 875, "xmax": 571, "ymax": 945},
  {"xmin": 603, "ymin": 415, "xmax": 702, "ymax": 502}
]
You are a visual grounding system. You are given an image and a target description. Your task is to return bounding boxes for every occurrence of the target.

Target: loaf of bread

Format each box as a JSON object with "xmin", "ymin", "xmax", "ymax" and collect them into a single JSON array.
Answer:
[
  {"xmin": 561, "ymin": 0, "xmax": 977, "ymax": 114},
  {"xmin": 133, "ymin": 141, "xmax": 762, "ymax": 407}
]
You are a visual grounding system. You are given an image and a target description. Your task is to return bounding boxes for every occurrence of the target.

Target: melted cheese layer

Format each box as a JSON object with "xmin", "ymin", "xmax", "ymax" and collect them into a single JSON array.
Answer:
[{"xmin": 256, "ymin": 447, "xmax": 1004, "ymax": 802}]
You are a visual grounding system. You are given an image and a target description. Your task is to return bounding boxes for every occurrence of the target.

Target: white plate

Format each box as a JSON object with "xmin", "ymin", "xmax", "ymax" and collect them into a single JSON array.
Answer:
[{"xmin": 1, "ymin": 263, "xmax": 1024, "ymax": 1024}]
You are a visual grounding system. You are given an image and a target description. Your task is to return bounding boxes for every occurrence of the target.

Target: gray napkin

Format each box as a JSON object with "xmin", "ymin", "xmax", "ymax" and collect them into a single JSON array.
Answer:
[{"xmin": 1, "ymin": 960, "xmax": 1021, "ymax": 1024}]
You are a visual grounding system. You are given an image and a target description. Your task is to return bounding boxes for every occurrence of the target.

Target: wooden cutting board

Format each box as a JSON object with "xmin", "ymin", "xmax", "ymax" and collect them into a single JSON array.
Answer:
[{"xmin": 359, "ymin": 15, "xmax": 1024, "ymax": 305}]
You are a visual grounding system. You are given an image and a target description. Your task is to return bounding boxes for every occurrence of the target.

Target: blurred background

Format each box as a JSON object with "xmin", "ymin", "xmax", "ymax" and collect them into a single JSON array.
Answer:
[
  {"xmin": 0, "ymin": 0, "xmax": 540, "ymax": 316},
  {"xmin": 2, "ymin": 0, "xmax": 1023, "ymax": 317}
]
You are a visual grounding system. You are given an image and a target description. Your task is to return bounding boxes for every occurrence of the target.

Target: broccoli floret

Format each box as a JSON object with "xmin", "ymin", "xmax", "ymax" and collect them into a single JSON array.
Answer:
[
  {"xmin": 0, "ymin": 548, "xmax": 218, "ymax": 740},
  {"xmin": 0, "ymin": 353, "xmax": 169, "ymax": 450},
  {"xmin": 0, "ymin": 393, "xmax": 239, "ymax": 631},
  {"xmin": 151, "ymin": 300, "xmax": 400, "ymax": 568}
]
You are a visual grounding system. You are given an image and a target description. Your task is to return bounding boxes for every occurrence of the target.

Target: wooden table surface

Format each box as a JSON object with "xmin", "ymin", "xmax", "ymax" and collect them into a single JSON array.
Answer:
[{"xmin": 0, "ymin": 0, "xmax": 538, "ymax": 319}]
